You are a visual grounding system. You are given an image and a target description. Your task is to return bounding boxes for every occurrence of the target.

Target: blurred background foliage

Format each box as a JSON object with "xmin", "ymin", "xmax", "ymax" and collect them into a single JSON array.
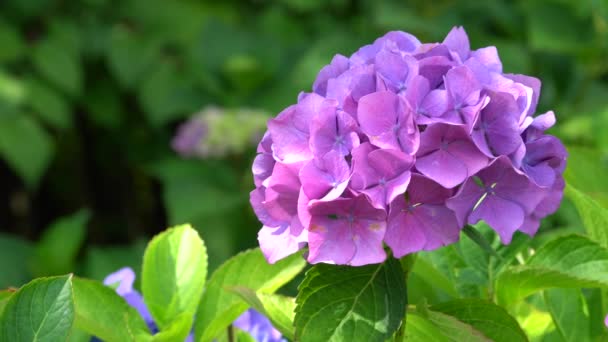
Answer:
[{"xmin": 0, "ymin": 0, "xmax": 607, "ymax": 306}]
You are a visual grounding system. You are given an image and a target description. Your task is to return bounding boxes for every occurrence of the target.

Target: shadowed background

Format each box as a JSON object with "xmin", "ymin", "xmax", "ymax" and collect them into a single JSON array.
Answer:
[{"xmin": 0, "ymin": 0, "xmax": 606, "ymax": 293}]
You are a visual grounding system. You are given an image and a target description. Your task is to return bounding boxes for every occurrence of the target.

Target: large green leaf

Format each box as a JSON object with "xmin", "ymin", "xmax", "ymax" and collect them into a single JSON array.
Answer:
[
  {"xmin": 496, "ymin": 235, "xmax": 608, "ymax": 305},
  {"xmin": 142, "ymin": 224, "xmax": 207, "ymax": 330},
  {"xmin": 405, "ymin": 311, "xmax": 489, "ymax": 342},
  {"xmin": 566, "ymin": 184, "xmax": 608, "ymax": 248},
  {"xmin": 430, "ymin": 299, "xmax": 527, "ymax": 342},
  {"xmin": 230, "ymin": 286, "xmax": 296, "ymax": 340},
  {"xmin": 543, "ymin": 288, "xmax": 589, "ymax": 342},
  {"xmin": 194, "ymin": 248, "xmax": 305, "ymax": 342},
  {"xmin": 72, "ymin": 277, "xmax": 151, "ymax": 341},
  {"xmin": 30, "ymin": 209, "xmax": 90, "ymax": 276},
  {"xmin": 294, "ymin": 258, "xmax": 406, "ymax": 342},
  {"xmin": 0, "ymin": 114, "xmax": 54, "ymax": 188},
  {"xmin": 0, "ymin": 275, "xmax": 74, "ymax": 342}
]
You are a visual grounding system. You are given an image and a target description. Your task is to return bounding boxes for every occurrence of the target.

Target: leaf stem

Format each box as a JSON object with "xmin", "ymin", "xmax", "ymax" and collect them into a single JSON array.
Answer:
[
  {"xmin": 394, "ymin": 254, "xmax": 414, "ymax": 342},
  {"xmin": 228, "ymin": 324, "xmax": 235, "ymax": 342}
]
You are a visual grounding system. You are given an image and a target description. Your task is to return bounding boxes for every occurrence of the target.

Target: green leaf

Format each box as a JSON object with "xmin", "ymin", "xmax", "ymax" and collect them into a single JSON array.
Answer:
[
  {"xmin": 30, "ymin": 209, "xmax": 90, "ymax": 276},
  {"xmin": 410, "ymin": 256, "xmax": 458, "ymax": 299},
  {"xmin": 72, "ymin": 277, "xmax": 151, "ymax": 341},
  {"xmin": 32, "ymin": 38, "xmax": 82, "ymax": 96},
  {"xmin": 229, "ymin": 286, "xmax": 296, "ymax": 340},
  {"xmin": 0, "ymin": 114, "xmax": 54, "ymax": 188},
  {"xmin": 0, "ymin": 275, "xmax": 74, "ymax": 342},
  {"xmin": 194, "ymin": 249, "xmax": 305, "ymax": 342},
  {"xmin": 0, "ymin": 20, "xmax": 25, "ymax": 62},
  {"xmin": 236, "ymin": 329, "xmax": 257, "ymax": 342},
  {"xmin": 566, "ymin": 184, "xmax": 608, "ymax": 248},
  {"xmin": 137, "ymin": 62, "xmax": 199, "ymax": 126},
  {"xmin": 0, "ymin": 290, "xmax": 15, "ymax": 316},
  {"xmin": 150, "ymin": 313, "xmax": 192, "ymax": 342},
  {"xmin": 404, "ymin": 313, "xmax": 451, "ymax": 342},
  {"xmin": 406, "ymin": 311, "xmax": 490, "ymax": 342},
  {"xmin": 563, "ymin": 147, "xmax": 608, "ymax": 206},
  {"xmin": 106, "ymin": 27, "xmax": 158, "ymax": 89},
  {"xmin": 496, "ymin": 234, "xmax": 608, "ymax": 305},
  {"xmin": 26, "ymin": 78, "xmax": 71, "ymax": 130},
  {"xmin": 142, "ymin": 224, "xmax": 207, "ymax": 330},
  {"xmin": 430, "ymin": 299, "xmax": 527, "ymax": 342},
  {"xmin": 294, "ymin": 258, "xmax": 406, "ymax": 342},
  {"xmin": 0, "ymin": 233, "xmax": 31, "ymax": 288},
  {"xmin": 543, "ymin": 289, "xmax": 589, "ymax": 342},
  {"xmin": 0, "ymin": 69, "xmax": 26, "ymax": 110},
  {"xmin": 462, "ymin": 225, "xmax": 501, "ymax": 262}
]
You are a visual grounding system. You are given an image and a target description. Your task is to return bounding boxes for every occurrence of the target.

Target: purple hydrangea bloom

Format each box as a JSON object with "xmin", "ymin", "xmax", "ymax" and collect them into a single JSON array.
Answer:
[
  {"xmin": 99, "ymin": 268, "xmax": 285, "ymax": 342},
  {"xmin": 233, "ymin": 309, "xmax": 286, "ymax": 342},
  {"xmin": 250, "ymin": 26, "xmax": 567, "ymax": 266}
]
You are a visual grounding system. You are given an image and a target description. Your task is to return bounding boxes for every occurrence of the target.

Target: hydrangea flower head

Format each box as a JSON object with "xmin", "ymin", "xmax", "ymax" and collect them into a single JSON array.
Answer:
[{"xmin": 251, "ymin": 27, "xmax": 567, "ymax": 266}]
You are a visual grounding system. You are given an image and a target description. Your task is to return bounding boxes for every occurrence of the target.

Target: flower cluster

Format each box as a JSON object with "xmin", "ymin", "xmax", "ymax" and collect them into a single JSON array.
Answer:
[
  {"xmin": 95, "ymin": 268, "xmax": 284, "ymax": 342},
  {"xmin": 172, "ymin": 106, "xmax": 269, "ymax": 158},
  {"xmin": 250, "ymin": 27, "xmax": 567, "ymax": 266}
]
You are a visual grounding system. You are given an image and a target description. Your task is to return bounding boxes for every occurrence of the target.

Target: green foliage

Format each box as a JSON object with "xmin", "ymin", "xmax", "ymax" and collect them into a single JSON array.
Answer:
[
  {"xmin": 30, "ymin": 209, "xmax": 90, "ymax": 277},
  {"xmin": 72, "ymin": 277, "xmax": 151, "ymax": 341},
  {"xmin": 0, "ymin": 234, "xmax": 31, "ymax": 288},
  {"xmin": 496, "ymin": 235, "xmax": 608, "ymax": 305},
  {"xmin": 566, "ymin": 184, "xmax": 608, "ymax": 247},
  {"xmin": 543, "ymin": 289, "xmax": 589, "ymax": 342},
  {"xmin": 294, "ymin": 258, "xmax": 406, "ymax": 342},
  {"xmin": 230, "ymin": 286, "xmax": 297, "ymax": 340},
  {"xmin": 0, "ymin": 275, "xmax": 74, "ymax": 342},
  {"xmin": 142, "ymin": 224, "xmax": 207, "ymax": 330},
  {"xmin": 194, "ymin": 248, "xmax": 306, "ymax": 342},
  {"xmin": 0, "ymin": 114, "xmax": 53, "ymax": 188},
  {"xmin": 430, "ymin": 300, "xmax": 527, "ymax": 342}
]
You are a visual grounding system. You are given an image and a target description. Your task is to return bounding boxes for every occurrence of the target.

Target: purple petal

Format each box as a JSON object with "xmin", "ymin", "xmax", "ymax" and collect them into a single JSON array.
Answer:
[
  {"xmin": 268, "ymin": 105, "xmax": 312, "ymax": 163},
  {"xmin": 470, "ymin": 46, "xmax": 502, "ymax": 73},
  {"xmin": 417, "ymin": 55, "xmax": 454, "ymax": 88},
  {"xmin": 250, "ymin": 187, "xmax": 282, "ymax": 228},
  {"xmin": 299, "ymin": 151, "xmax": 350, "ymax": 200},
  {"xmin": 253, "ymin": 154, "xmax": 275, "ymax": 187},
  {"xmin": 103, "ymin": 267, "xmax": 135, "ymax": 296},
  {"xmin": 445, "ymin": 66, "xmax": 482, "ymax": 110},
  {"xmin": 234, "ymin": 309, "xmax": 285, "ymax": 342},
  {"xmin": 258, "ymin": 222, "xmax": 307, "ymax": 264},
  {"xmin": 416, "ymin": 149, "xmax": 468, "ymax": 189},
  {"xmin": 472, "ymin": 91, "xmax": 523, "ymax": 156},
  {"xmin": 443, "ymin": 26, "xmax": 470, "ymax": 61},
  {"xmin": 468, "ymin": 194, "xmax": 525, "ymax": 243},
  {"xmin": 310, "ymin": 105, "xmax": 360, "ymax": 157},
  {"xmin": 313, "ymin": 54, "xmax": 349, "ymax": 96},
  {"xmin": 265, "ymin": 162, "xmax": 303, "ymax": 221},
  {"xmin": 504, "ymin": 74, "xmax": 541, "ymax": 117},
  {"xmin": 307, "ymin": 196, "xmax": 387, "ymax": 265},
  {"xmin": 358, "ymin": 91, "xmax": 400, "ymax": 137},
  {"xmin": 386, "ymin": 175, "xmax": 460, "ymax": 257},
  {"xmin": 375, "ymin": 47, "xmax": 419, "ymax": 93}
]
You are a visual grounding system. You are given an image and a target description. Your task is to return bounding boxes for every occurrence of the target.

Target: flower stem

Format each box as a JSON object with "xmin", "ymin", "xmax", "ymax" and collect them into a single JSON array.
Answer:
[{"xmin": 394, "ymin": 253, "xmax": 416, "ymax": 341}]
